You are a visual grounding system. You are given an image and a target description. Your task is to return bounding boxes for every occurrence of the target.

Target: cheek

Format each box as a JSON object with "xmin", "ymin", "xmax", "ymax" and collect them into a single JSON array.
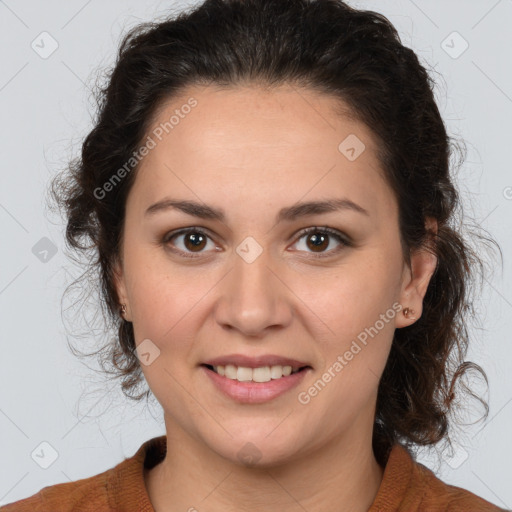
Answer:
[
  {"xmin": 292, "ymin": 253, "xmax": 401, "ymax": 335},
  {"xmin": 128, "ymin": 273, "xmax": 194, "ymax": 341},
  {"xmin": 126, "ymin": 269, "xmax": 201, "ymax": 393},
  {"xmin": 291, "ymin": 253, "xmax": 400, "ymax": 388},
  {"xmin": 122, "ymin": 243, "xmax": 182, "ymax": 331},
  {"xmin": 297, "ymin": 304, "xmax": 396, "ymax": 426}
]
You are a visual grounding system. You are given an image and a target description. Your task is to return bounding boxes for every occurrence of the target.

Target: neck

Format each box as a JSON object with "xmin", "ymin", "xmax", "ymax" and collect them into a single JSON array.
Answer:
[{"xmin": 145, "ymin": 418, "xmax": 384, "ymax": 512}]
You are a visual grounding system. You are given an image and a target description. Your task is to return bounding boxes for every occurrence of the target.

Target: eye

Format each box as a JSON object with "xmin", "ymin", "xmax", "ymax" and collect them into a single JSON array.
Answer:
[
  {"xmin": 291, "ymin": 226, "xmax": 351, "ymax": 258},
  {"xmin": 162, "ymin": 226, "xmax": 351, "ymax": 259},
  {"xmin": 163, "ymin": 228, "xmax": 219, "ymax": 258}
]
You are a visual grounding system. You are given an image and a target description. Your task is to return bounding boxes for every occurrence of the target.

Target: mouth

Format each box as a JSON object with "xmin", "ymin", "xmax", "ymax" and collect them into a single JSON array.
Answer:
[
  {"xmin": 200, "ymin": 360, "xmax": 312, "ymax": 404},
  {"xmin": 201, "ymin": 363, "xmax": 312, "ymax": 383}
]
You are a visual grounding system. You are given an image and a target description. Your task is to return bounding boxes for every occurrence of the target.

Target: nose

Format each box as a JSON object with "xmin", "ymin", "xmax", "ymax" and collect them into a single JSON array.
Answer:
[{"xmin": 213, "ymin": 243, "xmax": 293, "ymax": 338}]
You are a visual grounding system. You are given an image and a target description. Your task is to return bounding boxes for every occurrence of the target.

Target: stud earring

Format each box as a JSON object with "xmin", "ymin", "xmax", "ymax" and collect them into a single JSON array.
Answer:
[
  {"xmin": 403, "ymin": 307, "xmax": 416, "ymax": 320},
  {"xmin": 120, "ymin": 303, "xmax": 127, "ymax": 317}
]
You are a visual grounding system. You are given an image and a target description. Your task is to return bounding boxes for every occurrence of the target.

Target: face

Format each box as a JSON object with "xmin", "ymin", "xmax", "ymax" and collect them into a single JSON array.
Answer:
[{"xmin": 114, "ymin": 84, "xmax": 437, "ymax": 466}]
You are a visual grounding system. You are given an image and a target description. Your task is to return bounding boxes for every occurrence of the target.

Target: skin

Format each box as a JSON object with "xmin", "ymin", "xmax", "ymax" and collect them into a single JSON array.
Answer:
[{"xmin": 114, "ymin": 83, "xmax": 438, "ymax": 512}]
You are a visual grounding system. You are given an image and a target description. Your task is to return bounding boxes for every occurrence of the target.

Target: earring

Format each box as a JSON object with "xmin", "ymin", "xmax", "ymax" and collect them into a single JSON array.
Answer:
[
  {"xmin": 403, "ymin": 307, "xmax": 416, "ymax": 320},
  {"xmin": 120, "ymin": 303, "xmax": 127, "ymax": 317}
]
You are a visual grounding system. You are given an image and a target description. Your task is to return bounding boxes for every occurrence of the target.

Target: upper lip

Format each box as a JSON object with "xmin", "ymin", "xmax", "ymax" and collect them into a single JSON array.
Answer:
[{"xmin": 202, "ymin": 354, "xmax": 311, "ymax": 370}]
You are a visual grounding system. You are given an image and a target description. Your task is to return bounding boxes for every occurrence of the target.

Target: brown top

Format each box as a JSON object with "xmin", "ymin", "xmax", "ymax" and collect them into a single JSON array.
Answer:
[{"xmin": 1, "ymin": 435, "xmax": 506, "ymax": 511}]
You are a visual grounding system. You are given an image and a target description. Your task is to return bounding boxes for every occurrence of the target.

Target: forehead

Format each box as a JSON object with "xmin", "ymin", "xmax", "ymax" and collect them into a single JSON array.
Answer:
[
  {"xmin": 148, "ymin": 83, "xmax": 376, "ymax": 153},
  {"xmin": 129, "ymin": 84, "xmax": 396, "ymax": 220}
]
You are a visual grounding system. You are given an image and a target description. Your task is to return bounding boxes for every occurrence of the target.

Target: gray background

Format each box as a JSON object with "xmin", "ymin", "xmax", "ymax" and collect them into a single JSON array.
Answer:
[{"xmin": 0, "ymin": 0, "xmax": 511, "ymax": 508}]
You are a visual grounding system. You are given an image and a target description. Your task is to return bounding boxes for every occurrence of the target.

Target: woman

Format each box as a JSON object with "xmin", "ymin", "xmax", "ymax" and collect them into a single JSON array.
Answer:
[{"xmin": 3, "ymin": 0, "xmax": 506, "ymax": 510}]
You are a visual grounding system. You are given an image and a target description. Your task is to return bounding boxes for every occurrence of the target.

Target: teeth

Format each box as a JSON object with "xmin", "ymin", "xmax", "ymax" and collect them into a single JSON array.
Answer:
[
  {"xmin": 237, "ymin": 366, "xmax": 253, "ymax": 382},
  {"xmin": 213, "ymin": 364, "xmax": 298, "ymax": 382}
]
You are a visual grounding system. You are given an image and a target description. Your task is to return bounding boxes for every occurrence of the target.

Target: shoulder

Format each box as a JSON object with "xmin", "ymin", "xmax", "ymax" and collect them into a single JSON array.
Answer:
[
  {"xmin": 410, "ymin": 450, "xmax": 507, "ymax": 511},
  {"xmin": 0, "ymin": 469, "xmax": 113, "ymax": 512},
  {"xmin": 370, "ymin": 443, "xmax": 508, "ymax": 512},
  {"xmin": 0, "ymin": 435, "xmax": 166, "ymax": 512}
]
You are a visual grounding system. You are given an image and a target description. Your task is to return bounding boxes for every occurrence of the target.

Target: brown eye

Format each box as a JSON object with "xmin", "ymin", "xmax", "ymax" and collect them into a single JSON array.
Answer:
[
  {"xmin": 183, "ymin": 231, "xmax": 207, "ymax": 252},
  {"xmin": 163, "ymin": 228, "xmax": 217, "ymax": 258},
  {"xmin": 292, "ymin": 227, "xmax": 351, "ymax": 257},
  {"xmin": 305, "ymin": 232, "xmax": 329, "ymax": 252}
]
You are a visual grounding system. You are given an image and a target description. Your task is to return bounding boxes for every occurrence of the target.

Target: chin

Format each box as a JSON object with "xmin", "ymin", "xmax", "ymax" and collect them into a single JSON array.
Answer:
[{"xmin": 204, "ymin": 426, "xmax": 307, "ymax": 468}]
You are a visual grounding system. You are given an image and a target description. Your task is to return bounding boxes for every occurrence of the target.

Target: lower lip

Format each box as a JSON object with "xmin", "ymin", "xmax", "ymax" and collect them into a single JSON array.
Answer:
[{"xmin": 201, "ymin": 365, "xmax": 310, "ymax": 404}]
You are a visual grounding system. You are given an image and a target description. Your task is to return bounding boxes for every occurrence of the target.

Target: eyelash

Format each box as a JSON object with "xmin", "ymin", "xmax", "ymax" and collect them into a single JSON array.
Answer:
[{"xmin": 162, "ymin": 226, "xmax": 352, "ymax": 259}]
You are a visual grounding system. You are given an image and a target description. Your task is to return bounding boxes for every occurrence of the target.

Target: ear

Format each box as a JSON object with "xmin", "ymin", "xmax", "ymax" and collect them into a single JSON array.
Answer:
[
  {"xmin": 395, "ymin": 217, "xmax": 438, "ymax": 328},
  {"xmin": 112, "ymin": 257, "xmax": 131, "ymax": 321}
]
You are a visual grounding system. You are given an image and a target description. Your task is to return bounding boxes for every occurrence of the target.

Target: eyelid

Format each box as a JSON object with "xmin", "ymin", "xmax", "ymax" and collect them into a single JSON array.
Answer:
[
  {"xmin": 292, "ymin": 226, "xmax": 350, "ymax": 244},
  {"xmin": 162, "ymin": 225, "xmax": 216, "ymax": 242}
]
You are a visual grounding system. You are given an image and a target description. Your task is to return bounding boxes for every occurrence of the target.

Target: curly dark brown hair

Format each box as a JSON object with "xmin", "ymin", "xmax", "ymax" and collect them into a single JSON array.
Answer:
[{"xmin": 50, "ymin": 0, "xmax": 501, "ymax": 466}]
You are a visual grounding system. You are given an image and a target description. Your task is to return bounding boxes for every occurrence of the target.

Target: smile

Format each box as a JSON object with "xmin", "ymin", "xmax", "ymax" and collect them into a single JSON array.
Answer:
[
  {"xmin": 201, "ymin": 364, "xmax": 311, "ymax": 404},
  {"xmin": 206, "ymin": 363, "xmax": 305, "ymax": 382}
]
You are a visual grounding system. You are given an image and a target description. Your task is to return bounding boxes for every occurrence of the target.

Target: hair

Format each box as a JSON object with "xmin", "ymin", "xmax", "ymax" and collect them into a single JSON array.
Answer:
[{"xmin": 51, "ymin": 0, "xmax": 501, "ymax": 466}]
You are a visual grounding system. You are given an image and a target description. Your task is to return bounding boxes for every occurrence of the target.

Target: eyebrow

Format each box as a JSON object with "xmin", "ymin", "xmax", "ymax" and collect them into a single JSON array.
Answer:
[{"xmin": 145, "ymin": 197, "xmax": 370, "ymax": 223}]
